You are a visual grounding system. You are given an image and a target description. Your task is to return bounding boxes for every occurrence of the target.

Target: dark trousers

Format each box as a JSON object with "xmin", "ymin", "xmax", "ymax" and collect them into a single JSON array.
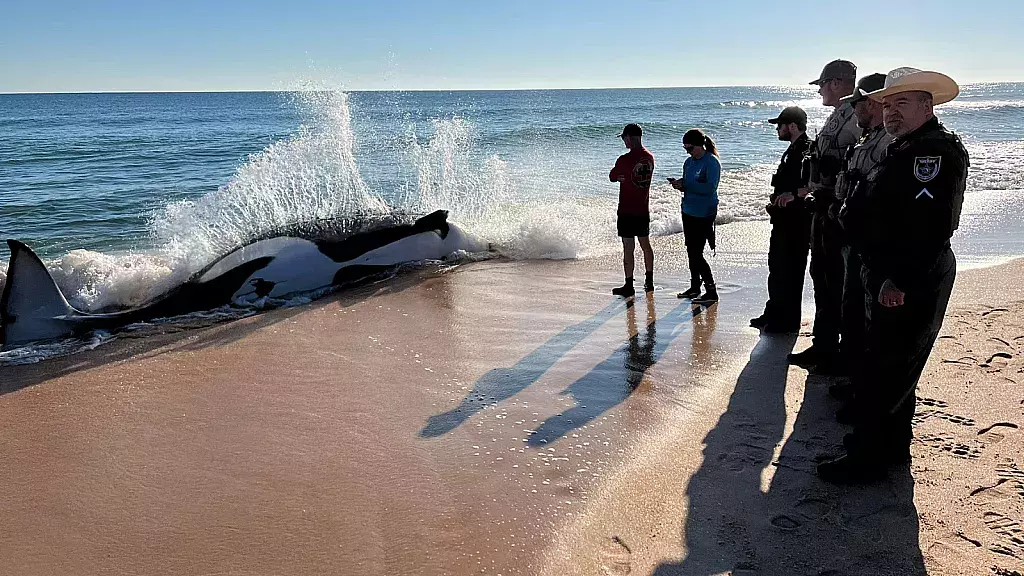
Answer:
[
  {"xmin": 847, "ymin": 247, "xmax": 956, "ymax": 458},
  {"xmin": 809, "ymin": 211, "xmax": 846, "ymax": 352},
  {"xmin": 763, "ymin": 212, "xmax": 811, "ymax": 329},
  {"xmin": 682, "ymin": 213, "xmax": 715, "ymax": 286},
  {"xmin": 840, "ymin": 246, "xmax": 865, "ymax": 370}
]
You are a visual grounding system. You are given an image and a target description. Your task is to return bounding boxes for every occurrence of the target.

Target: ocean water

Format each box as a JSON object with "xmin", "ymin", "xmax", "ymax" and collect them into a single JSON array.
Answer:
[{"xmin": 2, "ymin": 85, "xmax": 1023, "ymax": 316}]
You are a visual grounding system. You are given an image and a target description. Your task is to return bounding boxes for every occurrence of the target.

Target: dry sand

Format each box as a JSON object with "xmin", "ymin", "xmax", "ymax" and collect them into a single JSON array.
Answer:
[{"xmin": 1, "ymin": 233, "xmax": 1022, "ymax": 576}]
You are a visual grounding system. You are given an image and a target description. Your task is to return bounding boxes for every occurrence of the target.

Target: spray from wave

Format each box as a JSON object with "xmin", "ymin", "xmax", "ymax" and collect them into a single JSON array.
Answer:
[{"xmin": 2, "ymin": 89, "xmax": 646, "ymax": 311}]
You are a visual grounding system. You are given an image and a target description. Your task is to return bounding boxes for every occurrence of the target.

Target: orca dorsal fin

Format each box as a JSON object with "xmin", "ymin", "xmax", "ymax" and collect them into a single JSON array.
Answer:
[
  {"xmin": 1, "ymin": 240, "xmax": 82, "ymax": 346},
  {"xmin": 414, "ymin": 209, "xmax": 450, "ymax": 239}
]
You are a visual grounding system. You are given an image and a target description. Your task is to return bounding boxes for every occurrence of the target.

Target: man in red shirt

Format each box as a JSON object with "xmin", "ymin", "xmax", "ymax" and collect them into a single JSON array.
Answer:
[{"xmin": 609, "ymin": 123, "xmax": 656, "ymax": 297}]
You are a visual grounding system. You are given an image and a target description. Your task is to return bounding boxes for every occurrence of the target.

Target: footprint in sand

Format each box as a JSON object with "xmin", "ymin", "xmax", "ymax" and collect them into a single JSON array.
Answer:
[
  {"xmin": 984, "ymin": 512, "xmax": 1024, "ymax": 557},
  {"xmin": 979, "ymin": 423, "xmax": 1020, "ymax": 444},
  {"xmin": 913, "ymin": 408, "xmax": 976, "ymax": 427},
  {"xmin": 599, "ymin": 536, "xmax": 632, "ymax": 575},
  {"xmin": 916, "ymin": 432, "xmax": 983, "ymax": 459},
  {"xmin": 794, "ymin": 497, "xmax": 832, "ymax": 521},
  {"xmin": 992, "ymin": 568, "xmax": 1024, "ymax": 576},
  {"xmin": 918, "ymin": 397, "xmax": 950, "ymax": 409},
  {"xmin": 996, "ymin": 461, "xmax": 1024, "ymax": 499},
  {"xmin": 969, "ymin": 479, "xmax": 1016, "ymax": 505},
  {"xmin": 981, "ymin": 352, "xmax": 1014, "ymax": 370},
  {"xmin": 770, "ymin": 514, "xmax": 801, "ymax": 531},
  {"xmin": 935, "ymin": 411, "xmax": 977, "ymax": 427},
  {"xmin": 988, "ymin": 337, "xmax": 1016, "ymax": 349}
]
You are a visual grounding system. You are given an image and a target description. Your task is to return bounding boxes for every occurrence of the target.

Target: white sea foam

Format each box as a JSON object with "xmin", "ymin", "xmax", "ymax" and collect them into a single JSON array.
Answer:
[{"xmin": 151, "ymin": 90, "xmax": 389, "ymax": 275}]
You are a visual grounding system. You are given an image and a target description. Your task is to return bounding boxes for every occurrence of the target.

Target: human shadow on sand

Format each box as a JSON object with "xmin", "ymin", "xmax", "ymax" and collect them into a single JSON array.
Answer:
[
  {"xmin": 418, "ymin": 298, "xmax": 629, "ymax": 438},
  {"xmin": 525, "ymin": 298, "xmax": 710, "ymax": 447},
  {"xmin": 652, "ymin": 335, "xmax": 927, "ymax": 575}
]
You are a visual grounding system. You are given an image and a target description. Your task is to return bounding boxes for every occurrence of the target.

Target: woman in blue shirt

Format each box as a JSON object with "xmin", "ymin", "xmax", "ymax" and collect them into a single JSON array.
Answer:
[{"xmin": 669, "ymin": 128, "xmax": 721, "ymax": 302}]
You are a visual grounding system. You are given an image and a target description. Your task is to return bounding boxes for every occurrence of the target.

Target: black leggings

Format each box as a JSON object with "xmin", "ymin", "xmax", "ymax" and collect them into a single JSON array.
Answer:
[{"xmin": 682, "ymin": 213, "xmax": 715, "ymax": 286}]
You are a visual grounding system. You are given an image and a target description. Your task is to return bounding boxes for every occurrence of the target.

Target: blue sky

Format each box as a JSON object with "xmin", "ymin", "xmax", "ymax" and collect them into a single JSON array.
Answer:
[{"xmin": 2, "ymin": 0, "xmax": 1021, "ymax": 92}]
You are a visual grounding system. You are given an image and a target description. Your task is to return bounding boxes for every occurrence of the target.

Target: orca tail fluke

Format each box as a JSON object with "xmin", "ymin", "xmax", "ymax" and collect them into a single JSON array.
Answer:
[{"xmin": 1, "ymin": 240, "xmax": 82, "ymax": 346}]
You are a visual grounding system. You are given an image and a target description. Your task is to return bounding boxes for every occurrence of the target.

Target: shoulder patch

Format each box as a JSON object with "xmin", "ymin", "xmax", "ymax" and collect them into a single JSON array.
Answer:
[{"xmin": 914, "ymin": 156, "xmax": 941, "ymax": 183}]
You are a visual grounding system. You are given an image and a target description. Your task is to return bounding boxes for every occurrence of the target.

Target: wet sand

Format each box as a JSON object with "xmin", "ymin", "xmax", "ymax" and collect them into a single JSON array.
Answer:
[{"xmin": 1, "ymin": 225, "xmax": 1022, "ymax": 575}]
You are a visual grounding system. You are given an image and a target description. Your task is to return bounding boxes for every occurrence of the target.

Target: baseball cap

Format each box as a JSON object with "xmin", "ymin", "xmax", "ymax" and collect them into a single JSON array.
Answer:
[
  {"xmin": 767, "ymin": 106, "xmax": 807, "ymax": 126},
  {"xmin": 810, "ymin": 59, "xmax": 857, "ymax": 85},
  {"xmin": 619, "ymin": 123, "xmax": 643, "ymax": 137},
  {"xmin": 840, "ymin": 73, "xmax": 888, "ymax": 104}
]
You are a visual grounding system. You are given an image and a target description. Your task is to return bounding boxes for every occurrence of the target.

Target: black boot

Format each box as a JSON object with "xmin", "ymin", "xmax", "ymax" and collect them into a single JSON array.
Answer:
[
  {"xmin": 693, "ymin": 283, "xmax": 719, "ymax": 304},
  {"xmin": 749, "ymin": 314, "xmax": 771, "ymax": 329},
  {"xmin": 612, "ymin": 277, "xmax": 635, "ymax": 297},
  {"xmin": 643, "ymin": 271, "xmax": 655, "ymax": 292},
  {"xmin": 677, "ymin": 280, "xmax": 702, "ymax": 299}
]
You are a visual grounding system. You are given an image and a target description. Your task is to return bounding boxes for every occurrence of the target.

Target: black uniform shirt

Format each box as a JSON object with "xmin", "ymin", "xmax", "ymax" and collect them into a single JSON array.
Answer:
[
  {"xmin": 858, "ymin": 117, "xmax": 969, "ymax": 294},
  {"xmin": 768, "ymin": 133, "xmax": 810, "ymax": 220}
]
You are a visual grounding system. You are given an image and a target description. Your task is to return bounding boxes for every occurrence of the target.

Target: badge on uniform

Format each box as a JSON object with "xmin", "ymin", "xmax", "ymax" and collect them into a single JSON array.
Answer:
[{"xmin": 914, "ymin": 156, "xmax": 941, "ymax": 182}]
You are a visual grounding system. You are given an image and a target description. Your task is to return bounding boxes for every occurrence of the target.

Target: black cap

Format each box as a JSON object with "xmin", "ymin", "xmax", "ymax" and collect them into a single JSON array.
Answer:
[
  {"xmin": 840, "ymin": 73, "xmax": 888, "ymax": 104},
  {"xmin": 810, "ymin": 59, "xmax": 857, "ymax": 85},
  {"xmin": 768, "ymin": 106, "xmax": 807, "ymax": 126},
  {"xmin": 619, "ymin": 123, "xmax": 642, "ymax": 137}
]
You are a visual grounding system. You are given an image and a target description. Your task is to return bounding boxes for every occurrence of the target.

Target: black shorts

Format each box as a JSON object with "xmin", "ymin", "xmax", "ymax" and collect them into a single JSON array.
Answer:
[{"xmin": 617, "ymin": 212, "xmax": 651, "ymax": 238}]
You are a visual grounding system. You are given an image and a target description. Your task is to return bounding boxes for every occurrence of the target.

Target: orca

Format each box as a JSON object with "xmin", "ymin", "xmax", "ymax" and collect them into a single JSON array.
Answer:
[{"xmin": 1, "ymin": 210, "xmax": 487, "ymax": 348}]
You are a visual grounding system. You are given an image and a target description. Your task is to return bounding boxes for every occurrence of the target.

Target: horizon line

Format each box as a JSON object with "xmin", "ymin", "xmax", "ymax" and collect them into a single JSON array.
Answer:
[{"xmin": 3, "ymin": 79, "xmax": 1022, "ymax": 96}]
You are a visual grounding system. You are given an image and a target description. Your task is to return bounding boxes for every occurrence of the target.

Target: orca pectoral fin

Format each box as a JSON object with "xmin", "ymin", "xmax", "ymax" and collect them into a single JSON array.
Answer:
[{"xmin": 2, "ymin": 239, "xmax": 85, "ymax": 346}]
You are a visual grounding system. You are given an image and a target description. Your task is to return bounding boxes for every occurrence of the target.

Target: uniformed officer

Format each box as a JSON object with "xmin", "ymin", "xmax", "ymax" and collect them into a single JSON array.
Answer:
[
  {"xmin": 750, "ymin": 106, "xmax": 811, "ymax": 333},
  {"xmin": 829, "ymin": 73, "xmax": 891, "ymax": 408},
  {"xmin": 788, "ymin": 59, "xmax": 862, "ymax": 375},
  {"xmin": 818, "ymin": 68, "xmax": 969, "ymax": 484}
]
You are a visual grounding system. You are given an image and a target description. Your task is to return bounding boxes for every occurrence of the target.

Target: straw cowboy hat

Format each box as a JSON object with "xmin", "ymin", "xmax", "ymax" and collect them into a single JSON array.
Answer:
[{"xmin": 866, "ymin": 67, "xmax": 960, "ymax": 105}]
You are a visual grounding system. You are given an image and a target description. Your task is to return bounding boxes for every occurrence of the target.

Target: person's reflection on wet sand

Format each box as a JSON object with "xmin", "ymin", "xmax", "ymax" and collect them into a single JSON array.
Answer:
[{"xmin": 625, "ymin": 296, "xmax": 658, "ymax": 390}]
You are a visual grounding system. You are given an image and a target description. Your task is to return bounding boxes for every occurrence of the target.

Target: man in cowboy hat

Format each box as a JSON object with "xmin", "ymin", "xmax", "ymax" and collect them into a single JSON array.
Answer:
[
  {"xmin": 818, "ymin": 67, "xmax": 970, "ymax": 484},
  {"xmin": 788, "ymin": 59, "xmax": 863, "ymax": 375},
  {"xmin": 827, "ymin": 72, "xmax": 892, "ymax": 413}
]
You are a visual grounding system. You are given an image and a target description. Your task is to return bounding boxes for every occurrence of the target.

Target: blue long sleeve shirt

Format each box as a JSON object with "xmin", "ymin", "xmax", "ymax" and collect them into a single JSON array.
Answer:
[{"xmin": 681, "ymin": 153, "xmax": 721, "ymax": 218}]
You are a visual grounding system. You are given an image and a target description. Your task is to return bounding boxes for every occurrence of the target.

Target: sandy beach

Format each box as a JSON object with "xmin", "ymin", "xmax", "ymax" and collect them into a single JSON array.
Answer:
[{"xmin": 2, "ymin": 225, "xmax": 1023, "ymax": 576}]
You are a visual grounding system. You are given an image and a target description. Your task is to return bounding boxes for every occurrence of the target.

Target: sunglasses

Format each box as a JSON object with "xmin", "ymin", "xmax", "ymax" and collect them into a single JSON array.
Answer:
[{"xmin": 683, "ymin": 144, "xmax": 695, "ymax": 152}]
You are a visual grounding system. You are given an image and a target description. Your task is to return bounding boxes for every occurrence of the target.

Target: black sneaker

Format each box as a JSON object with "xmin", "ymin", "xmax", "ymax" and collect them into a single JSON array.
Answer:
[
  {"xmin": 676, "ymin": 286, "xmax": 701, "ymax": 299},
  {"xmin": 693, "ymin": 289, "xmax": 719, "ymax": 304},
  {"xmin": 749, "ymin": 315, "xmax": 770, "ymax": 329},
  {"xmin": 643, "ymin": 280, "xmax": 655, "ymax": 292},
  {"xmin": 612, "ymin": 284, "xmax": 635, "ymax": 297}
]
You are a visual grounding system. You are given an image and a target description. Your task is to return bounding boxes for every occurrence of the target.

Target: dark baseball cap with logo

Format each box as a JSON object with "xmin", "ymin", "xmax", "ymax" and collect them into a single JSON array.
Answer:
[
  {"xmin": 810, "ymin": 59, "xmax": 857, "ymax": 85},
  {"xmin": 768, "ymin": 106, "xmax": 807, "ymax": 126},
  {"xmin": 619, "ymin": 123, "xmax": 643, "ymax": 137},
  {"xmin": 840, "ymin": 73, "xmax": 888, "ymax": 104}
]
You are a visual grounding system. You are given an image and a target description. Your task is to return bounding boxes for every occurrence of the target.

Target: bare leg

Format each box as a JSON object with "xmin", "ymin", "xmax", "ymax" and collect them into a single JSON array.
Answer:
[
  {"xmin": 621, "ymin": 237, "xmax": 636, "ymax": 278},
  {"xmin": 638, "ymin": 237, "xmax": 654, "ymax": 273}
]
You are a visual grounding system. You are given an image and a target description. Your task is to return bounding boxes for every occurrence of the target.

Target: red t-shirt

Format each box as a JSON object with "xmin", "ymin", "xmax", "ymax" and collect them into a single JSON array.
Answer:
[{"xmin": 610, "ymin": 148, "xmax": 655, "ymax": 214}]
